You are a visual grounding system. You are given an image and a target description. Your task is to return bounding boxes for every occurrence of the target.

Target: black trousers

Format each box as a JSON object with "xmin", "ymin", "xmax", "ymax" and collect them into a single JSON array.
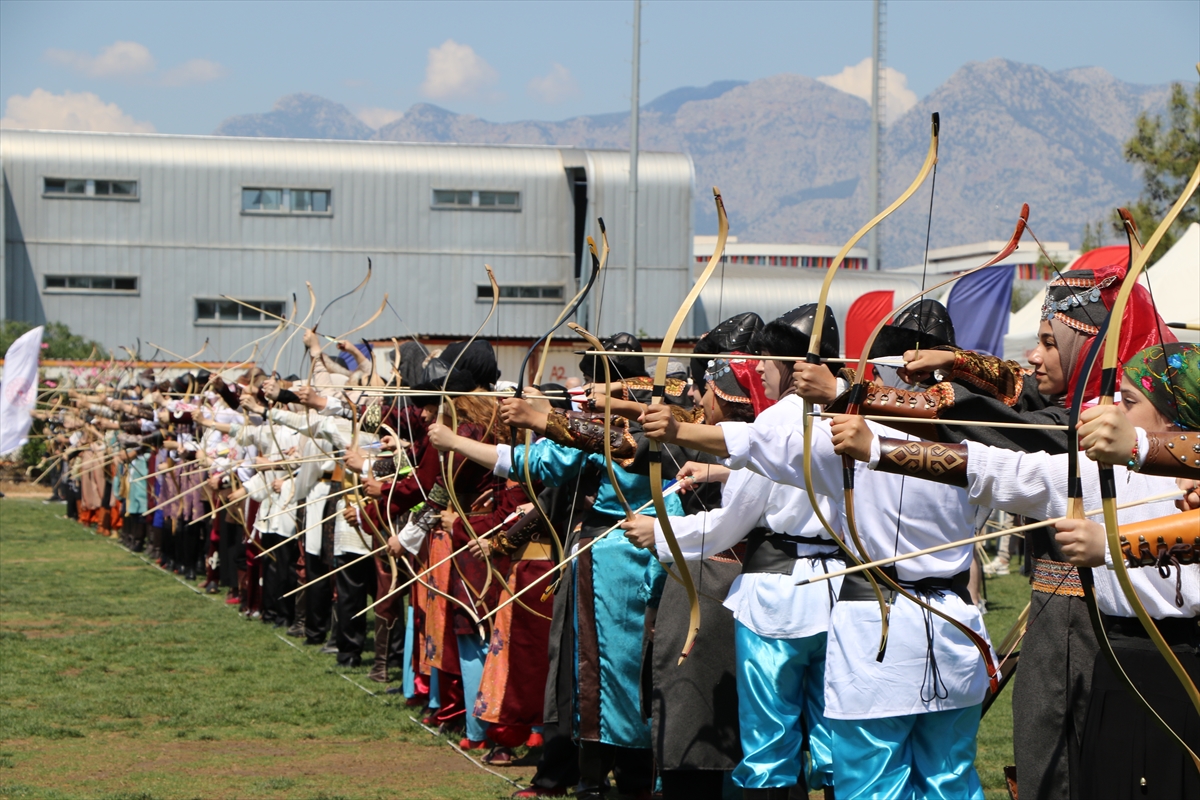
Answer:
[
  {"xmin": 304, "ymin": 550, "xmax": 334, "ymax": 644},
  {"xmin": 260, "ymin": 532, "xmax": 298, "ymax": 625},
  {"xmin": 219, "ymin": 519, "xmax": 242, "ymax": 589},
  {"xmin": 529, "ymin": 719, "xmax": 580, "ymax": 791},
  {"xmin": 578, "ymin": 741, "xmax": 654, "ymax": 794},
  {"xmin": 333, "ymin": 551, "xmax": 374, "ymax": 665}
]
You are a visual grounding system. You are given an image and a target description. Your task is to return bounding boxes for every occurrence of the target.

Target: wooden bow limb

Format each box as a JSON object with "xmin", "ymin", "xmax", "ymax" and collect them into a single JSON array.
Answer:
[
  {"xmin": 192, "ymin": 489, "xmax": 251, "ymax": 525},
  {"xmin": 795, "ymin": 489, "xmax": 1184, "ymax": 587},
  {"xmin": 395, "ymin": 552, "xmax": 486, "ymax": 634},
  {"xmin": 218, "ymin": 295, "xmax": 333, "ymax": 338},
  {"xmin": 306, "ymin": 386, "xmax": 570, "ymax": 398},
  {"xmin": 314, "ymin": 295, "xmax": 389, "ymax": 360},
  {"xmin": 256, "ymin": 501, "xmax": 341, "ymax": 558},
  {"xmin": 1091, "ymin": 166, "xmax": 1200, "ymax": 768},
  {"xmin": 813, "ymin": 412, "xmax": 1068, "ymax": 431},
  {"xmin": 145, "ymin": 473, "xmax": 213, "ymax": 514},
  {"xmin": 314, "ymin": 259, "xmax": 372, "ymax": 333},
  {"xmin": 354, "ymin": 513, "xmax": 520, "ymax": 616},
  {"xmin": 800, "ymin": 117, "xmax": 944, "ymax": 664},
  {"xmin": 511, "ymin": 225, "xmax": 605, "ymax": 581},
  {"xmin": 28, "ymin": 454, "xmax": 66, "ymax": 485},
  {"xmin": 143, "ymin": 340, "xmax": 211, "ymax": 372},
  {"xmin": 257, "ymin": 484, "xmax": 357, "ymax": 522},
  {"xmin": 477, "ymin": 479, "xmax": 689, "ymax": 625},
  {"xmin": 272, "ymin": 287, "xmax": 315, "ymax": 379},
  {"xmin": 647, "ymin": 188, "xmax": 729, "ymax": 665},
  {"xmin": 281, "ymin": 543, "xmax": 388, "ymax": 599}
]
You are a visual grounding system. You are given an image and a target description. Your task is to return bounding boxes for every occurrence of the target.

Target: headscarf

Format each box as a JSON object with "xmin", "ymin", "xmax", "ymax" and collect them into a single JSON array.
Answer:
[
  {"xmin": 705, "ymin": 355, "xmax": 773, "ymax": 417},
  {"xmin": 1123, "ymin": 342, "xmax": 1200, "ymax": 431},
  {"xmin": 1040, "ymin": 262, "xmax": 1176, "ymax": 400}
]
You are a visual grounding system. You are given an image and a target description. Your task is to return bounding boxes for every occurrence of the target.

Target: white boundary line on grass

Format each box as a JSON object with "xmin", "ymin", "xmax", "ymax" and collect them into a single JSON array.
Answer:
[
  {"xmin": 83, "ymin": 517, "xmax": 524, "ymax": 793},
  {"xmin": 408, "ymin": 715, "xmax": 525, "ymax": 789}
]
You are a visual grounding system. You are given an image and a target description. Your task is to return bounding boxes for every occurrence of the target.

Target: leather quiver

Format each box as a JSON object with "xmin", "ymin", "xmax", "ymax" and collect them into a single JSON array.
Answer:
[{"xmin": 1118, "ymin": 508, "xmax": 1200, "ymax": 567}]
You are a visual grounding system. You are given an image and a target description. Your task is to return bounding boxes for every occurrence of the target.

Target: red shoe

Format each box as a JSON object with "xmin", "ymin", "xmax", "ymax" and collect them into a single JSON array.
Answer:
[
  {"xmin": 458, "ymin": 737, "xmax": 488, "ymax": 750},
  {"xmin": 525, "ymin": 732, "xmax": 544, "ymax": 748},
  {"xmin": 225, "ymin": 595, "xmax": 240, "ymax": 606},
  {"xmin": 511, "ymin": 788, "xmax": 568, "ymax": 798}
]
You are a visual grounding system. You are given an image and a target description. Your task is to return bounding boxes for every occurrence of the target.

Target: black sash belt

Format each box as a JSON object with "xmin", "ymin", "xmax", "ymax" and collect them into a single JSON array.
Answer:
[
  {"xmin": 742, "ymin": 527, "xmax": 843, "ymax": 575},
  {"xmin": 578, "ymin": 510, "xmax": 623, "ymax": 539},
  {"xmin": 839, "ymin": 567, "xmax": 973, "ymax": 605}
]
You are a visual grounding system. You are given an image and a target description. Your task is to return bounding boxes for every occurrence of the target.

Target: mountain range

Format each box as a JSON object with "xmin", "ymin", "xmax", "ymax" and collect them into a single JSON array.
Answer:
[{"xmin": 214, "ymin": 59, "xmax": 1184, "ymax": 267}]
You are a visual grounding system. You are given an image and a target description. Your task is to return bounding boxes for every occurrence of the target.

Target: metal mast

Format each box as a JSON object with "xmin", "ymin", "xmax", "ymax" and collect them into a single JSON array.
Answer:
[
  {"xmin": 627, "ymin": 0, "xmax": 641, "ymax": 332},
  {"xmin": 868, "ymin": 0, "xmax": 887, "ymax": 270}
]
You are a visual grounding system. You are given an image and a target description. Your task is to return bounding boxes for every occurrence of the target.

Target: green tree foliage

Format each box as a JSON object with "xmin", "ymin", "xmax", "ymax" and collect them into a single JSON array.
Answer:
[
  {"xmin": 1114, "ymin": 82, "xmax": 1200, "ymax": 262},
  {"xmin": 1, "ymin": 320, "xmax": 106, "ymax": 360}
]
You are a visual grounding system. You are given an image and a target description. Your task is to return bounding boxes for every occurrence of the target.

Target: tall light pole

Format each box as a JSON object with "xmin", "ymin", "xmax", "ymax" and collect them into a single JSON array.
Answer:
[
  {"xmin": 627, "ymin": 0, "xmax": 641, "ymax": 333},
  {"xmin": 867, "ymin": 0, "xmax": 886, "ymax": 270}
]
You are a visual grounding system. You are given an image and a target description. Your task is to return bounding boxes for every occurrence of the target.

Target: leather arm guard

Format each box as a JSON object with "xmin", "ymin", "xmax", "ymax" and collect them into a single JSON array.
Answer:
[
  {"xmin": 543, "ymin": 409, "xmax": 638, "ymax": 460},
  {"xmin": 874, "ymin": 438, "xmax": 969, "ymax": 487},
  {"xmin": 1141, "ymin": 431, "xmax": 1200, "ymax": 478},
  {"xmin": 944, "ymin": 347, "xmax": 1026, "ymax": 407},
  {"xmin": 827, "ymin": 383, "xmax": 956, "ymax": 420}
]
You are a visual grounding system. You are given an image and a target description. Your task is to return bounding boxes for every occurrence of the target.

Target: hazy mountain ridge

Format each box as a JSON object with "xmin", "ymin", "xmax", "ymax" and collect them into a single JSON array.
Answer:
[{"xmin": 213, "ymin": 60, "xmax": 1185, "ymax": 266}]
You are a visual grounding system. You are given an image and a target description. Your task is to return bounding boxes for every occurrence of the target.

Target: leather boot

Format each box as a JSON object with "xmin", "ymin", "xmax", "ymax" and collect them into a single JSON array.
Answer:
[
  {"xmin": 287, "ymin": 588, "xmax": 308, "ymax": 637},
  {"xmin": 367, "ymin": 616, "xmax": 390, "ymax": 683}
]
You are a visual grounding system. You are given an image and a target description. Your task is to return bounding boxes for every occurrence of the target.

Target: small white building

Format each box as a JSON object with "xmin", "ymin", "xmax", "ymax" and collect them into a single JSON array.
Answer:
[
  {"xmin": 891, "ymin": 239, "xmax": 1077, "ymax": 282},
  {"xmin": 694, "ymin": 235, "xmax": 869, "ymax": 270}
]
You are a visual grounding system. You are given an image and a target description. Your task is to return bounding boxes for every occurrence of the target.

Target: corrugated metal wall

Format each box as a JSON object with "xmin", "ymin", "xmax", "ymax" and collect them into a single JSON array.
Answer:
[{"xmin": 2, "ymin": 131, "xmax": 694, "ymax": 362}]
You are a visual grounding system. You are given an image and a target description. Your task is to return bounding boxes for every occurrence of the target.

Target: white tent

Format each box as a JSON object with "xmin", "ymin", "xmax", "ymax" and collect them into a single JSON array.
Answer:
[{"xmin": 1002, "ymin": 222, "xmax": 1200, "ymax": 361}]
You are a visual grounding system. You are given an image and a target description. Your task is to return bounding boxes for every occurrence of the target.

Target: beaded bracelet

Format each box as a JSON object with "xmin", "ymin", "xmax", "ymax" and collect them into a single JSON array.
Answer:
[{"xmin": 1126, "ymin": 439, "xmax": 1140, "ymax": 472}]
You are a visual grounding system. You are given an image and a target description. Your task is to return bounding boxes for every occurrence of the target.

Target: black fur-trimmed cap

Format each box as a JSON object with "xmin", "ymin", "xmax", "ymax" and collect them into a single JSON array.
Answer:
[
  {"xmin": 691, "ymin": 312, "xmax": 764, "ymax": 387},
  {"xmin": 750, "ymin": 303, "xmax": 839, "ymax": 360},
  {"xmin": 868, "ymin": 299, "xmax": 956, "ymax": 359},
  {"xmin": 579, "ymin": 332, "xmax": 647, "ymax": 380}
]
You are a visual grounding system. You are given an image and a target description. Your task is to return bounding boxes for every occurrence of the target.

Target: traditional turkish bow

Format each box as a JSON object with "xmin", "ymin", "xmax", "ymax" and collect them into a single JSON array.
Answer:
[
  {"xmin": 838, "ymin": 205, "xmax": 1033, "ymax": 689},
  {"xmin": 1074, "ymin": 163, "xmax": 1200, "ymax": 771},
  {"xmin": 510, "ymin": 227, "xmax": 606, "ymax": 573},
  {"xmin": 800, "ymin": 113, "xmax": 941, "ymax": 662},
  {"xmin": 647, "ymin": 187, "xmax": 728, "ymax": 664}
]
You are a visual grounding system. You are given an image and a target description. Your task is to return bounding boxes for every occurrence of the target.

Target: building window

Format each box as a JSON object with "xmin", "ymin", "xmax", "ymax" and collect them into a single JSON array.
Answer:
[
  {"xmin": 242, "ymin": 188, "xmax": 331, "ymax": 215},
  {"xmin": 478, "ymin": 284, "xmax": 563, "ymax": 302},
  {"xmin": 43, "ymin": 178, "xmax": 138, "ymax": 199},
  {"xmin": 195, "ymin": 297, "xmax": 285, "ymax": 324},
  {"xmin": 44, "ymin": 275, "xmax": 138, "ymax": 294},
  {"xmin": 434, "ymin": 189, "xmax": 521, "ymax": 211}
]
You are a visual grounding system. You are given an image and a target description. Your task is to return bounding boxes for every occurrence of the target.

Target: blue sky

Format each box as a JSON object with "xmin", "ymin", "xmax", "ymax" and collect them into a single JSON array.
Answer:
[{"xmin": 1, "ymin": 0, "xmax": 1197, "ymax": 134}]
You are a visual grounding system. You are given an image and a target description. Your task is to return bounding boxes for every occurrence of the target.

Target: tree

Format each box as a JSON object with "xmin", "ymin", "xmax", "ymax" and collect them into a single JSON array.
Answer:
[
  {"xmin": 0, "ymin": 320, "xmax": 105, "ymax": 360},
  {"xmin": 1114, "ymin": 82, "xmax": 1200, "ymax": 262}
]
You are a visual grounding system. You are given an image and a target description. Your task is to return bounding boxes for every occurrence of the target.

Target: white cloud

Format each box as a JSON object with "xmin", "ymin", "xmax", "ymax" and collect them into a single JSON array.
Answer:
[
  {"xmin": 818, "ymin": 57, "xmax": 919, "ymax": 124},
  {"xmin": 43, "ymin": 41, "xmax": 226, "ymax": 87},
  {"xmin": 160, "ymin": 58, "xmax": 228, "ymax": 87},
  {"xmin": 355, "ymin": 106, "xmax": 404, "ymax": 129},
  {"xmin": 0, "ymin": 89, "xmax": 156, "ymax": 133},
  {"xmin": 419, "ymin": 39, "xmax": 499, "ymax": 101},
  {"xmin": 44, "ymin": 40, "xmax": 156, "ymax": 79},
  {"xmin": 527, "ymin": 63, "xmax": 580, "ymax": 105}
]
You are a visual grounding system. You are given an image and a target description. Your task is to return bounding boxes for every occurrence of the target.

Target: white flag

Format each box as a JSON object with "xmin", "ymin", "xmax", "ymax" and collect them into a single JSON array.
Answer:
[{"xmin": 0, "ymin": 326, "xmax": 44, "ymax": 457}]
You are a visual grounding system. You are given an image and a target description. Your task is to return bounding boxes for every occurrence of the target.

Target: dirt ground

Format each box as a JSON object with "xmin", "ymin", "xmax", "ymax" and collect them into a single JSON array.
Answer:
[
  {"xmin": 0, "ymin": 479, "xmax": 52, "ymax": 498},
  {"xmin": 1, "ymin": 734, "xmax": 518, "ymax": 799}
]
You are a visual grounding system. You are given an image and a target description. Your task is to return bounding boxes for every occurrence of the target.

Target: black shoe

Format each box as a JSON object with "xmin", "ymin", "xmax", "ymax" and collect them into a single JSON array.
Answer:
[
  {"xmin": 184, "ymin": 568, "xmax": 196, "ymax": 581},
  {"xmin": 304, "ymin": 636, "xmax": 327, "ymax": 646},
  {"xmin": 318, "ymin": 640, "xmax": 339, "ymax": 655},
  {"xmin": 286, "ymin": 622, "xmax": 305, "ymax": 637},
  {"xmin": 337, "ymin": 655, "xmax": 362, "ymax": 668}
]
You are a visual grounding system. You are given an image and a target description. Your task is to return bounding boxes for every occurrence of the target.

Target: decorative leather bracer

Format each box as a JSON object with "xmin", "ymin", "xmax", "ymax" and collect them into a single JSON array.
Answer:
[
  {"xmin": 827, "ymin": 383, "xmax": 956, "ymax": 420},
  {"xmin": 1141, "ymin": 431, "xmax": 1200, "ymax": 477},
  {"xmin": 1118, "ymin": 509, "xmax": 1199, "ymax": 569},
  {"xmin": 944, "ymin": 347, "xmax": 1026, "ymax": 407},
  {"xmin": 543, "ymin": 409, "xmax": 637, "ymax": 460},
  {"xmin": 875, "ymin": 438, "xmax": 969, "ymax": 486},
  {"xmin": 489, "ymin": 508, "xmax": 543, "ymax": 558},
  {"xmin": 371, "ymin": 457, "xmax": 397, "ymax": 480}
]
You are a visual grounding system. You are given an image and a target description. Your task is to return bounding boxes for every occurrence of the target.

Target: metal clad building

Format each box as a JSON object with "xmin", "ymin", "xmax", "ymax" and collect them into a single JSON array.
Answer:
[{"xmin": 2, "ymin": 130, "xmax": 694, "ymax": 361}]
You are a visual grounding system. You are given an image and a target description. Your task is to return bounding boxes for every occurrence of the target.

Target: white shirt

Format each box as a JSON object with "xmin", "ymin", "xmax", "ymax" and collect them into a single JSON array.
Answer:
[
  {"xmin": 963, "ymin": 441, "xmax": 1198, "ymax": 619},
  {"xmin": 655, "ymin": 396, "xmax": 844, "ymax": 639},
  {"xmin": 721, "ymin": 414, "xmax": 994, "ymax": 718}
]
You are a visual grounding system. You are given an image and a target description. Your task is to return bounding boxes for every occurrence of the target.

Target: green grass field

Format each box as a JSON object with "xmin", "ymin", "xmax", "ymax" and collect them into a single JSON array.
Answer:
[{"xmin": 0, "ymin": 498, "xmax": 1024, "ymax": 799}]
